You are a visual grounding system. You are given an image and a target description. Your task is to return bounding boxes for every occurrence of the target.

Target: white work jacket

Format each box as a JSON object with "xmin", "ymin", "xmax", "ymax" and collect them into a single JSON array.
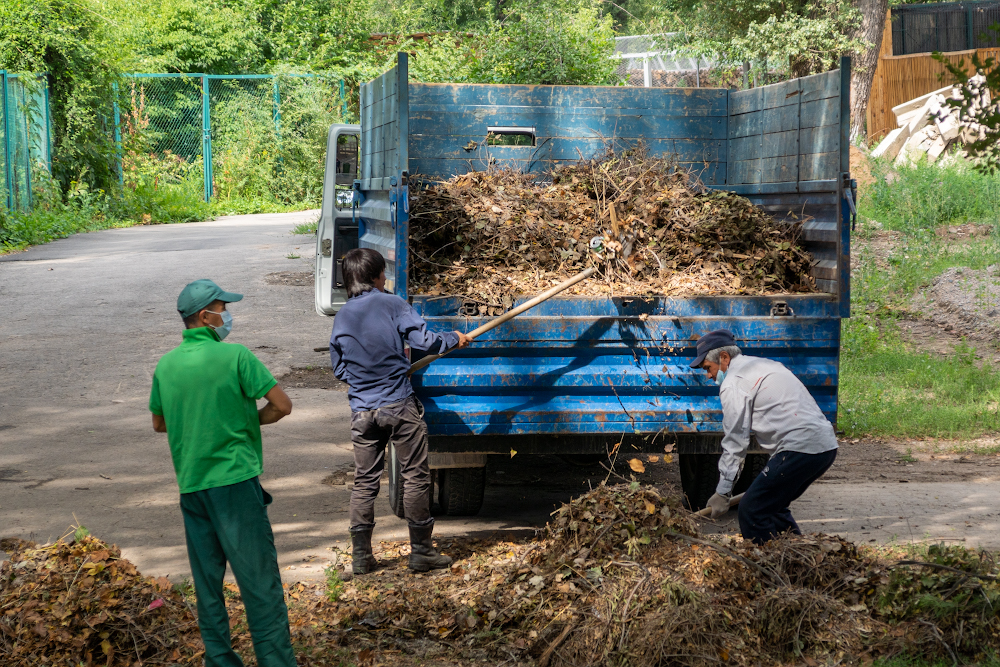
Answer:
[{"xmin": 716, "ymin": 354, "xmax": 839, "ymax": 495}]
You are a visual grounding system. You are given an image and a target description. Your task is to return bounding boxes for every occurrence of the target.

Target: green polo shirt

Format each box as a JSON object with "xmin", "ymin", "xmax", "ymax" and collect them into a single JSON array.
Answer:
[{"xmin": 149, "ymin": 327, "xmax": 277, "ymax": 494}]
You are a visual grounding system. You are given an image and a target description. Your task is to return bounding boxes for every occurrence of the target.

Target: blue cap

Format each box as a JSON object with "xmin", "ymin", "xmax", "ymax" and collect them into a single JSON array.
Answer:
[{"xmin": 690, "ymin": 330, "xmax": 737, "ymax": 368}]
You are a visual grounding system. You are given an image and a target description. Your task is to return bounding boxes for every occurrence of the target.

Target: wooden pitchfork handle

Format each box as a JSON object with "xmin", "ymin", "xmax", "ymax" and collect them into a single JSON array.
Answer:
[
  {"xmin": 694, "ymin": 492, "xmax": 745, "ymax": 517},
  {"xmin": 408, "ymin": 266, "xmax": 597, "ymax": 375}
]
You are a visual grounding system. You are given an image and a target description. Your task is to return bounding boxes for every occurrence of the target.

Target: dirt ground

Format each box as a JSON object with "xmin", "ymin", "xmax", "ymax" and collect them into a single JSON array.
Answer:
[{"xmin": 852, "ymin": 226, "xmax": 1000, "ymax": 361}]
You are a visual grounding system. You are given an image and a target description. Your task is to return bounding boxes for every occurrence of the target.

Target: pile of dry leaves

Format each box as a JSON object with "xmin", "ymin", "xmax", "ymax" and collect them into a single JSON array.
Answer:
[
  {"xmin": 409, "ymin": 148, "xmax": 817, "ymax": 309},
  {"xmin": 5, "ymin": 484, "xmax": 999, "ymax": 667},
  {"xmin": 0, "ymin": 534, "xmax": 202, "ymax": 666}
]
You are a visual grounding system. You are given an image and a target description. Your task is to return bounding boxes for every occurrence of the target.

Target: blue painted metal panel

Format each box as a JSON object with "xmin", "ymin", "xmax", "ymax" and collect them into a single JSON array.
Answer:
[
  {"xmin": 358, "ymin": 54, "xmax": 409, "ymax": 297},
  {"xmin": 409, "ymin": 135, "xmax": 726, "ymax": 162},
  {"xmin": 351, "ymin": 55, "xmax": 852, "ymax": 448}
]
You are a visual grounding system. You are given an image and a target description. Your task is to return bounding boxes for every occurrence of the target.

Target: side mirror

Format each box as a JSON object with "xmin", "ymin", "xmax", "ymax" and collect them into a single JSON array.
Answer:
[{"xmin": 336, "ymin": 134, "xmax": 359, "ymax": 185}]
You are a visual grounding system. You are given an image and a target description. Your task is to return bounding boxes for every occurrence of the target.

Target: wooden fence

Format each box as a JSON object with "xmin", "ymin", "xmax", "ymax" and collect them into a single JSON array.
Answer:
[{"xmin": 867, "ymin": 10, "xmax": 1000, "ymax": 141}]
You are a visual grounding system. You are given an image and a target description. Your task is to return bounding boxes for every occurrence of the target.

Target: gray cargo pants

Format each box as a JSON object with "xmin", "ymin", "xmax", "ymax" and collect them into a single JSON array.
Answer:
[{"xmin": 350, "ymin": 395, "xmax": 432, "ymax": 530}]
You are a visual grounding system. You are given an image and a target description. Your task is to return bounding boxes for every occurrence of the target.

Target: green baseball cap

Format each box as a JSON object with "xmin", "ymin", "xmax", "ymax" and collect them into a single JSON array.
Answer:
[{"xmin": 177, "ymin": 279, "xmax": 243, "ymax": 318}]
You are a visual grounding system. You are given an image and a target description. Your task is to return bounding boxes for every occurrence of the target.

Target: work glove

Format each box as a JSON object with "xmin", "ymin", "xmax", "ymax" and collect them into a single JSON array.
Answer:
[{"xmin": 707, "ymin": 493, "xmax": 731, "ymax": 519}]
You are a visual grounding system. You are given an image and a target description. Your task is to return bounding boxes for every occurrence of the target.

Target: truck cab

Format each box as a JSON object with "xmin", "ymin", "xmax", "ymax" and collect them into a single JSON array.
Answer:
[{"xmin": 315, "ymin": 124, "xmax": 361, "ymax": 316}]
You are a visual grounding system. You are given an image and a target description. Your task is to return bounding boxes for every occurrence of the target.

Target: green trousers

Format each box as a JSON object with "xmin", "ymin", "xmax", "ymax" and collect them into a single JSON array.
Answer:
[{"xmin": 180, "ymin": 477, "xmax": 296, "ymax": 667}]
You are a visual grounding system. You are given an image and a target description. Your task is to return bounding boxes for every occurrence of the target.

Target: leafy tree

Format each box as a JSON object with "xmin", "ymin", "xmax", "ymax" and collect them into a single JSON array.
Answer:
[
  {"xmin": 0, "ymin": 0, "xmax": 122, "ymax": 194},
  {"xmin": 470, "ymin": 0, "xmax": 617, "ymax": 85},
  {"xmin": 661, "ymin": 0, "xmax": 862, "ymax": 79},
  {"xmin": 112, "ymin": 0, "xmax": 267, "ymax": 74}
]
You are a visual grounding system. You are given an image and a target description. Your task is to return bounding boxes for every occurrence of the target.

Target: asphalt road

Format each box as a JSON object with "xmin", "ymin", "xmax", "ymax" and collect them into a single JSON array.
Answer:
[{"xmin": 2, "ymin": 212, "xmax": 998, "ymax": 581}]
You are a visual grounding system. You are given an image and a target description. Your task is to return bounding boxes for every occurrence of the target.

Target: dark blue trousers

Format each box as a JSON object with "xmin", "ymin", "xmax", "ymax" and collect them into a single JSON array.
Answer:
[{"xmin": 738, "ymin": 448, "xmax": 837, "ymax": 545}]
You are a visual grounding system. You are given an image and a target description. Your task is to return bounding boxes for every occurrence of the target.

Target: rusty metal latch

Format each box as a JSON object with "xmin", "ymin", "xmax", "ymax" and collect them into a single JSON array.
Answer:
[
  {"xmin": 770, "ymin": 301, "xmax": 794, "ymax": 317},
  {"xmin": 842, "ymin": 173, "xmax": 857, "ymax": 231},
  {"xmin": 321, "ymin": 238, "xmax": 332, "ymax": 258}
]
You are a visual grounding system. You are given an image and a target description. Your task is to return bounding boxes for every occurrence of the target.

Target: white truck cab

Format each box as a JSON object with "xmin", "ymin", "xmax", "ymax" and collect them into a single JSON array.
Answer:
[{"xmin": 314, "ymin": 124, "xmax": 361, "ymax": 316}]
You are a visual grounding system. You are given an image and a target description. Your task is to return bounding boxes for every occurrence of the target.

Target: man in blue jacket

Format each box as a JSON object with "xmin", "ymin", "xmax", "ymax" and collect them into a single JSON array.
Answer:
[{"xmin": 330, "ymin": 248, "xmax": 470, "ymax": 576}]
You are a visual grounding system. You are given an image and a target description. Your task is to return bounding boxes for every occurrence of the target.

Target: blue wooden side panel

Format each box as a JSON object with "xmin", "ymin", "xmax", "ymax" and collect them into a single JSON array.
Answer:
[
  {"xmin": 411, "ymin": 295, "xmax": 841, "ymax": 437},
  {"xmin": 715, "ymin": 62, "xmax": 850, "ymax": 301},
  {"xmin": 358, "ymin": 54, "xmax": 410, "ymax": 298},
  {"xmin": 407, "ymin": 83, "xmax": 729, "ymax": 185}
]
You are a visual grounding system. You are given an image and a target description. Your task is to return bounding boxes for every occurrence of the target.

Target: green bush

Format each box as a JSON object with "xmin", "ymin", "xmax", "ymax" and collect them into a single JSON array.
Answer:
[
  {"xmin": 469, "ymin": 0, "xmax": 617, "ymax": 85},
  {"xmin": 0, "ymin": 0, "xmax": 123, "ymax": 195},
  {"xmin": 859, "ymin": 157, "xmax": 1000, "ymax": 236},
  {"xmin": 209, "ymin": 76, "xmax": 342, "ymax": 206},
  {"xmin": 121, "ymin": 149, "xmax": 210, "ymax": 223}
]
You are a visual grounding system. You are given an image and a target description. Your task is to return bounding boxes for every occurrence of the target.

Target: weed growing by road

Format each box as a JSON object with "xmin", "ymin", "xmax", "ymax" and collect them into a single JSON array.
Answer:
[
  {"xmin": 292, "ymin": 220, "xmax": 318, "ymax": 235},
  {"xmin": 324, "ymin": 566, "xmax": 345, "ymax": 602}
]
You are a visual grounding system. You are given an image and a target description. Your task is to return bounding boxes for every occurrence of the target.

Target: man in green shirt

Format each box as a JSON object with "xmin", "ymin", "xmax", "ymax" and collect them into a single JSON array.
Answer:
[{"xmin": 149, "ymin": 279, "xmax": 296, "ymax": 667}]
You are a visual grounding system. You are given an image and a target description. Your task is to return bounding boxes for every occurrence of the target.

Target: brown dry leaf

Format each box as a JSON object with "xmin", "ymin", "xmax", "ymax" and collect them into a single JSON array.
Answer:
[
  {"xmin": 647, "ymin": 455, "xmax": 659, "ymax": 463},
  {"xmin": 663, "ymin": 454, "xmax": 674, "ymax": 464},
  {"xmin": 664, "ymin": 443, "xmax": 675, "ymax": 453},
  {"xmin": 628, "ymin": 458, "xmax": 645, "ymax": 473},
  {"xmin": 643, "ymin": 500, "xmax": 656, "ymax": 515}
]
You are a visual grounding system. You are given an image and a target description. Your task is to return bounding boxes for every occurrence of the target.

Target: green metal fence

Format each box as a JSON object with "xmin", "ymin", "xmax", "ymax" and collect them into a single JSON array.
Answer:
[
  {"xmin": 1, "ymin": 72, "xmax": 53, "ymax": 211},
  {"xmin": 117, "ymin": 73, "xmax": 346, "ymax": 202}
]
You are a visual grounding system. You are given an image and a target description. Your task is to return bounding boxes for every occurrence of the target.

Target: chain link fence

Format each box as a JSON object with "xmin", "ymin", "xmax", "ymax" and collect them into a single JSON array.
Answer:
[
  {"xmin": 1, "ymin": 72, "xmax": 53, "ymax": 211},
  {"xmin": 118, "ymin": 74, "xmax": 346, "ymax": 203},
  {"xmin": 613, "ymin": 34, "xmax": 720, "ymax": 88}
]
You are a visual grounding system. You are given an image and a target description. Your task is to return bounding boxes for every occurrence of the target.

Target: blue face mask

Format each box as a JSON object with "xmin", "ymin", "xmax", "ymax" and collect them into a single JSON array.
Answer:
[
  {"xmin": 206, "ymin": 310, "xmax": 233, "ymax": 340},
  {"xmin": 715, "ymin": 370, "xmax": 727, "ymax": 385}
]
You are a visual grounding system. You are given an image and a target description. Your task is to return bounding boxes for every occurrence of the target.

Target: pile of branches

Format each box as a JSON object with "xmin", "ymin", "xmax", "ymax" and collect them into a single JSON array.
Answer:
[
  {"xmin": 0, "ymin": 535, "xmax": 202, "ymax": 666},
  {"xmin": 5, "ymin": 486, "xmax": 999, "ymax": 667},
  {"xmin": 409, "ymin": 148, "xmax": 816, "ymax": 308},
  {"xmin": 277, "ymin": 483, "xmax": 1000, "ymax": 666}
]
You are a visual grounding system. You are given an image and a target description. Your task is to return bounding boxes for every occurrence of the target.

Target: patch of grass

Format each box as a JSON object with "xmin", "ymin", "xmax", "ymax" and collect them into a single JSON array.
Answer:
[
  {"xmin": 0, "ymin": 172, "xmax": 213, "ymax": 253},
  {"xmin": 859, "ymin": 156, "xmax": 1000, "ymax": 237},
  {"xmin": 874, "ymin": 656, "xmax": 1000, "ymax": 667},
  {"xmin": 840, "ymin": 208, "xmax": 1000, "ymax": 438},
  {"xmin": 840, "ymin": 333, "xmax": 983, "ymax": 439},
  {"xmin": 292, "ymin": 219, "xmax": 318, "ymax": 235},
  {"xmin": 840, "ymin": 321, "xmax": 1000, "ymax": 438},
  {"xmin": 853, "ymin": 238, "xmax": 1000, "ymax": 313}
]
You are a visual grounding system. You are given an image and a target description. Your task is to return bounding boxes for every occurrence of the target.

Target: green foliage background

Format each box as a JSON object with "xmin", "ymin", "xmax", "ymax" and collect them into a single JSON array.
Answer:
[{"xmin": 1, "ymin": 0, "xmax": 871, "ymax": 250}]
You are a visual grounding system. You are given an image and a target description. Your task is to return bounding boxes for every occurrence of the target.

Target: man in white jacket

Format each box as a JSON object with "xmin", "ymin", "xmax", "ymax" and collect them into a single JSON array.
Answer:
[{"xmin": 690, "ymin": 330, "xmax": 838, "ymax": 544}]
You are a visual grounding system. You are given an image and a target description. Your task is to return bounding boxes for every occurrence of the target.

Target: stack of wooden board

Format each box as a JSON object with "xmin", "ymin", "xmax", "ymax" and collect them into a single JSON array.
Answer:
[{"xmin": 872, "ymin": 75, "xmax": 993, "ymax": 164}]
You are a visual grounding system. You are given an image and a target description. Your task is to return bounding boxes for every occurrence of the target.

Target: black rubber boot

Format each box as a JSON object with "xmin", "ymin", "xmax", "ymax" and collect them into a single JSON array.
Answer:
[
  {"xmin": 349, "ymin": 528, "xmax": 377, "ymax": 577},
  {"xmin": 408, "ymin": 521, "xmax": 452, "ymax": 572}
]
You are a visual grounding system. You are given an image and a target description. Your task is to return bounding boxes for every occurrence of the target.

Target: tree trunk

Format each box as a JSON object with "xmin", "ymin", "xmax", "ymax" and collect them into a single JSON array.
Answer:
[{"xmin": 850, "ymin": 0, "xmax": 889, "ymax": 142}]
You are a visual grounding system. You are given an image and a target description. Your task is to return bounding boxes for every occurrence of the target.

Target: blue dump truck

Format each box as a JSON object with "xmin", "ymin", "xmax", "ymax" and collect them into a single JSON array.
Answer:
[{"xmin": 315, "ymin": 54, "xmax": 854, "ymax": 516}]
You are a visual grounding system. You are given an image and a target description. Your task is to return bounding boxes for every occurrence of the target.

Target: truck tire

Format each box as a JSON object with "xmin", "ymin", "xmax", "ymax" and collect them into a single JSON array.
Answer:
[
  {"xmin": 387, "ymin": 442, "xmax": 406, "ymax": 519},
  {"xmin": 679, "ymin": 453, "xmax": 719, "ymax": 511},
  {"xmin": 557, "ymin": 454, "xmax": 608, "ymax": 467},
  {"xmin": 438, "ymin": 467, "xmax": 487, "ymax": 516},
  {"xmin": 679, "ymin": 452, "xmax": 770, "ymax": 511}
]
